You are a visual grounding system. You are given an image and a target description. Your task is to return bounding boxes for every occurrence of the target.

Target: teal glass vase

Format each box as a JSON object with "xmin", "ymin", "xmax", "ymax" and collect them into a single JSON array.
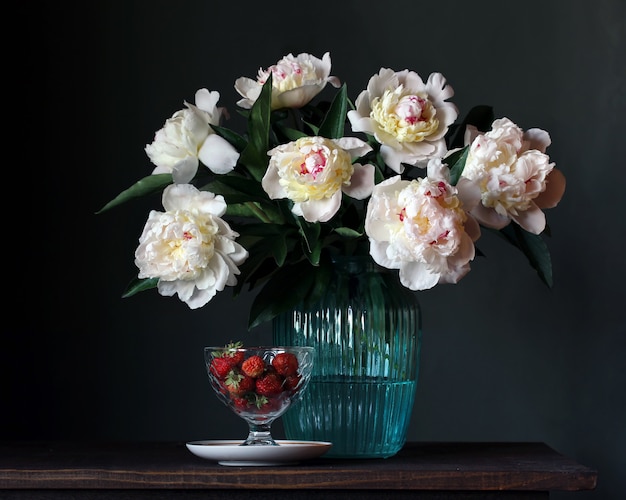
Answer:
[{"xmin": 272, "ymin": 255, "xmax": 422, "ymax": 458}]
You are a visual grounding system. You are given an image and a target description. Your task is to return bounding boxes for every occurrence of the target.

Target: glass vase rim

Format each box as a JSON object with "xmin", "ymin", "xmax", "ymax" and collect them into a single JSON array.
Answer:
[
  {"xmin": 203, "ymin": 345, "xmax": 315, "ymax": 352},
  {"xmin": 329, "ymin": 254, "xmax": 394, "ymax": 274}
]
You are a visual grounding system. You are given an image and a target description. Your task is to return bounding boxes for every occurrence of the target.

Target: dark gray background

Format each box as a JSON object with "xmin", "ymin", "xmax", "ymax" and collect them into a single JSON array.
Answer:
[{"xmin": 9, "ymin": 1, "xmax": 624, "ymax": 499}]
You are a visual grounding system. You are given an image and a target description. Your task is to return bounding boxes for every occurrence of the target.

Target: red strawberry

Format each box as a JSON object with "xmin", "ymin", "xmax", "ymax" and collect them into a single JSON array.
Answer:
[
  {"xmin": 272, "ymin": 352, "xmax": 299, "ymax": 376},
  {"xmin": 224, "ymin": 370, "xmax": 243, "ymax": 393},
  {"xmin": 242, "ymin": 355, "xmax": 266, "ymax": 378},
  {"xmin": 261, "ymin": 396, "xmax": 284, "ymax": 413},
  {"xmin": 210, "ymin": 357, "xmax": 235, "ymax": 379},
  {"xmin": 227, "ymin": 373, "xmax": 255, "ymax": 396},
  {"xmin": 232, "ymin": 397, "xmax": 249, "ymax": 410},
  {"xmin": 255, "ymin": 372, "xmax": 284, "ymax": 396},
  {"xmin": 283, "ymin": 374, "xmax": 301, "ymax": 392},
  {"xmin": 251, "ymin": 393, "xmax": 269, "ymax": 409},
  {"xmin": 228, "ymin": 350, "xmax": 245, "ymax": 366},
  {"xmin": 223, "ymin": 342, "xmax": 245, "ymax": 365}
]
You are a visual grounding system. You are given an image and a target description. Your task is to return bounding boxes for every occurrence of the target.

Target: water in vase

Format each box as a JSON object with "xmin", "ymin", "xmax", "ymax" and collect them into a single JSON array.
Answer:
[{"xmin": 283, "ymin": 375, "xmax": 417, "ymax": 458}]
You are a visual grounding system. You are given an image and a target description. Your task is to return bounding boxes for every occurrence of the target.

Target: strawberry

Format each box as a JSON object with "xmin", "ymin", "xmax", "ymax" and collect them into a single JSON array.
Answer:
[
  {"xmin": 241, "ymin": 355, "xmax": 266, "ymax": 378},
  {"xmin": 272, "ymin": 352, "xmax": 299, "ymax": 376},
  {"xmin": 223, "ymin": 341, "xmax": 245, "ymax": 365},
  {"xmin": 232, "ymin": 396, "xmax": 250, "ymax": 410},
  {"xmin": 209, "ymin": 357, "xmax": 235, "ymax": 379},
  {"xmin": 251, "ymin": 393, "xmax": 269, "ymax": 409},
  {"xmin": 229, "ymin": 351, "xmax": 245, "ymax": 366},
  {"xmin": 224, "ymin": 370, "xmax": 243, "ymax": 392},
  {"xmin": 260, "ymin": 396, "xmax": 283, "ymax": 413},
  {"xmin": 255, "ymin": 372, "xmax": 284, "ymax": 396},
  {"xmin": 226, "ymin": 373, "xmax": 255, "ymax": 396},
  {"xmin": 283, "ymin": 374, "xmax": 301, "ymax": 392}
]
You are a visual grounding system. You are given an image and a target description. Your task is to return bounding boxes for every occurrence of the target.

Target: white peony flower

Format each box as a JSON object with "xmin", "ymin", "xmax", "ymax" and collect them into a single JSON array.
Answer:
[
  {"xmin": 134, "ymin": 184, "xmax": 248, "ymax": 309},
  {"xmin": 262, "ymin": 136, "xmax": 375, "ymax": 223},
  {"xmin": 365, "ymin": 159, "xmax": 481, "ymax": 290},
  {"xmin": 347, "ymin": 68, "xmax": 458, "ymax": 173},
  {"xmin": 234, "ymin": 52, "xmax": 341, "ymax": 110},
  {"xmin": 462, "ymin": 117, "xmax": 566, "ymax": 234},
  {"xmin": 145, "ymin": 89, "xmax": 240, "ymax": 184}
]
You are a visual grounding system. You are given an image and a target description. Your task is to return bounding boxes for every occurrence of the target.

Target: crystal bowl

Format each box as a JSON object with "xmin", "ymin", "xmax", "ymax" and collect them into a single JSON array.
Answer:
[{"xmin": 204, "ymin": 344, "xmax": 315, "ymax": 446}]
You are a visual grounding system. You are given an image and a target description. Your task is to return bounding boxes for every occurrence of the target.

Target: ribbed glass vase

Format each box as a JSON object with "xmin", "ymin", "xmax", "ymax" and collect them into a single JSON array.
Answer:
[{"xmin": 272, "ymin": 255, "xmax": 422, "ymax": 458}]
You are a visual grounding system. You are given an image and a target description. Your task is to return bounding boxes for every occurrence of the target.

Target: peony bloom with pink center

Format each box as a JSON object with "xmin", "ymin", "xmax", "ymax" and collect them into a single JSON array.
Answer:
[
  {"xmin": 145, "ymin": 89, "xmax": 240, "ymax": 184},
  {"xmin": 348, "ymin": 68, "xmax": 458, "ymax": 173},
  {"xmin": 365, "ymin": 159, "xmax": 481, "ymax": 290},
  {"xmin": 462, "ymin": 117, "xmax": 566, "ymax": 234},
  {"xmin": 134, "ymin": 184, "xmax": 248, "ymax": 309},
  {"xmin": 262, "ymin": 136, "xmax": 375, "ymax": 223},
  {"xmin": 234, "ymin": 52, "xmax": 341, "ymax": 110}
]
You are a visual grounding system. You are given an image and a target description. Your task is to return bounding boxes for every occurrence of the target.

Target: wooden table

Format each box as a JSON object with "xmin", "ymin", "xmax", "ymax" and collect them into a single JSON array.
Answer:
[{"xmin": 0, "ymin": 441, "xmax": 597, "ymax": 499}]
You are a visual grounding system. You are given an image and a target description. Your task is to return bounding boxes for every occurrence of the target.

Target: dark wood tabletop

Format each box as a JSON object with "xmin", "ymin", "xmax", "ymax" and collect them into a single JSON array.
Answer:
[{"xmin": 0, "ymin": 441, "xmax": 597, "ymax": 499}]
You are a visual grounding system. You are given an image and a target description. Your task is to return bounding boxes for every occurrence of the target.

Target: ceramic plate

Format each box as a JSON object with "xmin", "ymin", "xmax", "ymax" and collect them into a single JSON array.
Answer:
[{"xmin": 186, "ymin": 439, "xmax": 332, "ymax": 466}]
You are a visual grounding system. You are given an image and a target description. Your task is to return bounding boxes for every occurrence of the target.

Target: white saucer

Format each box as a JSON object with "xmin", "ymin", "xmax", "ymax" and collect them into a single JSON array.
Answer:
[{"xmin": 186, "ymin": 439, "xmax": 332, "ymax": 466}]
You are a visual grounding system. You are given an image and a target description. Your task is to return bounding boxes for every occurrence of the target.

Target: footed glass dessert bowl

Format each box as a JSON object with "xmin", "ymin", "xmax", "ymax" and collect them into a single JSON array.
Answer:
[{"xmin": 204, "ymin": 344, "xmax": 315, "ymax": 446}]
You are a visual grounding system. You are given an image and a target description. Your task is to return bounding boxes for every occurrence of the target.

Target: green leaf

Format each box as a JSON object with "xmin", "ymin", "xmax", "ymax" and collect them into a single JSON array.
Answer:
[
  {"xmin": 200, "ymin": 175, "xmax": 287, "ymax": 223},
  {"xmin": 234, "ymin": 247, "xmax": 276, "ymax": 294},
  {"xmin": 239, "ymin": 75, "xmax": 272, "ymax": 180},
  {"xmin": 202, "ymin": 175, "xmax": 267, "ymax": 200},
  {"xmin": 302, "ymin": 120, "xmax": 320, "ymax": 136},
  {"xmin": 238, "ymin": 228, "xmax": 292, "ymax": 267},
  {"xmin": 225, "ymin": 203, "xmax": 263, "ymax": 218},
  {"xmin": 121, "ymin": 276, "xmax": 159, "ymax": 298},
  {"xmin": 318, "ymin": 84, "xmax": 348, "ymax": 139},
  {"xmin": 446, "ymin": 105, "xmax": 495, "ymax": 150},
  {"xmin": 238, "ymin": 222, "xmax": 294, "ymax": 237},
  {"xmin": 334, "ymin": 226, "xmax": 363, "ymax": 238},
  {"xmin": 248, "ymin": 260, "xmax": 316, "ymax": 329},
  {"xmin": 96, "ymin": 174, "xmax": 173, "ymax": 214},
  {"xmin": 209, "ymin": 124, "xmax": 248, "ymax": 151},
  {"xmin": 302, "ymin": 257, "xmax": 333, "ymax": 307},
  {"xmin": 273, "ymin": 122, "xmax": 308, "ymax": 142},
  {"xmin": 302, "ymin": 236, "xmax": 323, "ymax": 266},
  {"xmin": 234, "ymin": 227, "xmax": 300, "ymax": 291},
  {"xmin": 271, "ymin": 234, "xmax": 288, "ymax": 266},
  {"xmin": 465, "ymin": 105, "xmax": 495, "ymax": 132},
  {"xmin": 491, "ymin": 225, "xmax": 554, "ymax": 287},
  {"xmin": 294, "ymin": 218, "xmax": 322, "ymax": 264},
  {"xmin": 446, "ymin": 146, "xmax": 469, "ymax": 186},
  {"xmin": 247, "ymin": 257, "xmax": 335, "ymax": 329},
  {"xmin": 254, "ymin": 202, "xmax": 286, "ymax": 224}
]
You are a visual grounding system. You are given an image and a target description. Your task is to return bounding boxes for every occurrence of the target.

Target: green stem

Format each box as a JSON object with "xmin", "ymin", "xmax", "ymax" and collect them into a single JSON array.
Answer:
[{"xmin": 245, "ymin": 201, "xmax": 273, "ymax": 224}]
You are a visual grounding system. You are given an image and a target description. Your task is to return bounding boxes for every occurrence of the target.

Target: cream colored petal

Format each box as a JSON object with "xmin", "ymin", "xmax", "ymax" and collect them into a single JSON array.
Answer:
[
  {"xmin": 425, "ymin": 72, "xmax": 454, "ymax": 102},
  {"xmin": 261, "ymin": 164, "xmax": 287, "ymax": 199},
  {"xmin": 470, "ymin": 204, "xmax": 511, "ymax": 230},
  {"xmin": 194, "ymin": 88, "xmax": 220, "ymax": 115},
  {"xmin": 368, "ymin": 240, "xmax": 398, "ymax": 269},
  {"xmin": 379, "ymin": 145, "xmax": 407, "ymax": 173},
  {"xmin": 273, "ymin": 86, "xmax": 323, "ymax": 109},
  {"xmin": 367, "ymin": 68, "xmax": 399, "ymax": 96},
  {"xmin": 342, "ymin": 163, "xmax": 375, "ymax": 200},
  {"xmin": 347, "ymin": 109, "xmax": 375, "ymax": 135},
  {"xmin": 162, "ymin": 183, "xmax": 203, "ymax": 211},
  {"xmin": 523, "ymin": 128, "xmax": 551, "ymax": 153},
  {"xmin": 233, "ymin": 77, "xmax": 261, "ymax": 109},
  {"xmin": 511, "ymin": 204, "xmax": 546, "ymax": 235},
  {"xmin": 198, "ymin": 135, "xmax": 239, "ymax": 174},
  {"xmin": 535, "ymin": 168, "xmax": 566, "ymax": 209},
  {"xmin": 399, "ymin": 261, "xmax": 439, "ymax": 290},
  {"xmin": 455, "ymin": 177, "xmax": 482, "ymax": 212},
  {"xmin": 332, "ymin": 137, "xmax": 372, "ymax": 158},
  {"xmin": 171, "ymin": 157, "xmax": 199, "ymax": 184},
  {"xmin": 297, "ymin": 192, "xmax": 342, "ymax": 223}
]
